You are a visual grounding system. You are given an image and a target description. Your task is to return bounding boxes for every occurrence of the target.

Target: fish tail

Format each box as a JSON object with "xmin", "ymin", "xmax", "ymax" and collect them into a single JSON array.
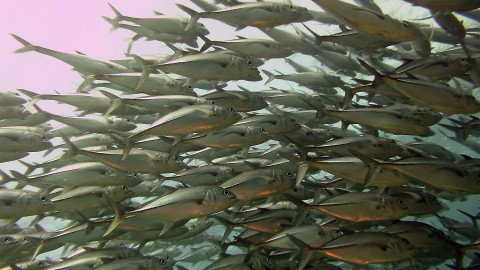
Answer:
[
  {"xmin": 130, "ymin": 54, "xmax": 152, "ymax": 91},
  {"xmin": 58, "ymin": 132, "xmax": 79, "ymax": 159},
  {"xmin": 99, "ymin": 90, "xmax": 122, "ymax": 116},
  {"xmin": 17, "ymin": 89, "xmax": 40, "ymax": 112},
  {"xmin": 77, "ymin": 75, "xmax": 96, "ymax": 93},
  {"xmin": 17, "ymin": 160, "xmax": 39, "ymax": 175},
  {"xmin": 356, "ymin": 58, "xmax": 382, "ymax": 78},
  {"xmin": 122, "ymin": 136, "xmax": 136, "ymax": 160},
  {"xmin": 31, "ymin": 241, "xmax": 45, "ymax": 261},
  {"xmin": 213, "ymin": 216, "xmax": 234, "ymax": 243},
  {"xmin": 105, "ymin": 3, "xmax": 124, "ymax": 31},
  {"xmin": 102, "ymin": 16, "xmax": 119, "ymax": 32},
  {"xmin": 199, "ymin": 34, "xmax": 212, "ymax": 52},
  {"xmin": 177, "ymin": 4, "xmax": 200, "ymax": 31},
  {"xmin": 0, "ymin": 169, "xmax": 13, "ymax": 185},
  {"xmin": 11, "ymin": 34, "xmax": 36, "ymax": 53},
  {"xmin": 262, "ymin": 70, "xmax": 276, "ymax": 85},
  {"xmin": 348, "ymin": 149, "xmax": 382, "ymax": 187},
  {"xmin": 302, "ymin": 23, "xmax": 322, "ymax": 45},
  {"xmin": 10, "ymin": 170, "xmax": 28, "ymax": 188},
  {"xmin": 285, "ymin": 234, "xmax": 314, "ymax": 270},
  {"xmin": 439, "ymin": 123, "xmax": 467, "ymax": 141},
  {"xmin": 338, "ymin": 86, "xmax": 356, "ymax": 109},
  {"xmin": 279, "ymin": 152, "xmax": 308, "ymax": 187},
  {"xmin": 282, "ymin": 194, "xmax": 310, "ymax": 226},
  {"xmin": 104, "ymin": 196, "xmax": 127, "ymax": 236}
]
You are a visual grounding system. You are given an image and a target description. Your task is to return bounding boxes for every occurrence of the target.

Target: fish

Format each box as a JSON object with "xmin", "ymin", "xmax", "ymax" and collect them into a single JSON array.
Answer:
[
  {"xmin": 219, "ymin": 168, "xmax": 296, "ymax": 201},
  {"xmin": 11, "ymin": 34, "xmax": 134, "ymax": 75},
  {"xmin": 287, "ymin": 231, "xmax": 416, "ymax": 269},
  {"xmin": 12, "ymin": 161, "xmax": 142, "ymax": 189},
  {"xmin": 106, "ymin": 3, "xmax": 209, "ymax": 36},
  {"xmin": 179, "ymin": 126, "xmax": 270, "ymax": 149},
  {"xmin": 0, "ymin": 91, "xmax": 26, "ymax": 106},
  {"xmin": 122, "ymin": 104, "xmax": 242, "ymax": 158},
  {"xmin": 180, "ymin": 2, "xmax": 312, "ymax": 31},
  {"xmin": 61, "ymin": 134, "xmax": 187, "ymax": 174},
  {"xmin": 0, "ymin": 128, "xmax": 52, "ymax": 153},
  {"xmin": 200, "ymin": 36, "xmax": 294, "ymax": 59},
  {"xmin": 311, "ymin": 0, "xmax": 418, "ymax": 42},
  {"xmin": 105, "ymin": 185, "xmax": 238, "ymax": 236},
  {"xmin": 0, "ymin": 189, "xmax": 55, "ymax": 220},
  {"xmin": 146, "ymin": 51, "xmax": 262, "ymax": 84}
]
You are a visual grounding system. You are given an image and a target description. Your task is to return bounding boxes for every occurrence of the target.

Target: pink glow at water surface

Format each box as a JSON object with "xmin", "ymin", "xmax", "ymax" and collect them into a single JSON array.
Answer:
[{"xmin": 0, "ymin": 1, "xmax": 187, "ymax": 94}]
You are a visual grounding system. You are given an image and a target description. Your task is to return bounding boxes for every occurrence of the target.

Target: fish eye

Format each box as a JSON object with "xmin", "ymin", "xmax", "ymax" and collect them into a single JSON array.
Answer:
[
  {"xmin": 223, "ymin": 190, "xmax": 231, "ymax": 196},
  {"xmin": 228, "ymin": 107, "xmax": 234, "ymax": 112},
  {"xmin": 41, "ymin": 136, "xmax": 46, "ymax": 140},
  {"xmin": 402, "ymin": 22, "xmax": 409, "ymax": 27},
  {"xmin": 160, "ymin": 259, "xmax": 166, "ymax": 264},
  {"xmin": 287, "ymin": 172, "xmax": 294, "ymax": 177},
  {"xmin": 174, "ymin": 157, "xmax": 180, "ymax": 161},
  {"xmin": 122, "ymin": 186, "xmax": 128, "ymax": 190},
  {"xmin": 293, "ymin": 187, "xmax": 299, "ymax": 192},
  {"xmin": 4, "ymin": 237, "xmax": 11, "ymax": 242},
  {"xmin": 40, "ymin": 196, "xmax": 46, "ymax": 201},
  {"xmin": 289, "ymin": 5, "xmax": 293, "ymax": 9},
  {"xmin": 136, "ymin": 250, "xmax": 141, "ymax": 255},
  {"xmin": 247, "ymin": 61, "xmax": 253, "ymax": 66},
  {"xmin": 38, "ymin": 262, "xmax": 44, "ymax": 266},
  {"xmin": 188, "ymin": 86, "xmax": 193, "ymax": 90},
  {"xmin": 401, "ymin": 238, "xmax": 410, "ymax": 245},
  {"xmin": 260, "ymin": 128, "xmax": 266, "ymax": 133}
]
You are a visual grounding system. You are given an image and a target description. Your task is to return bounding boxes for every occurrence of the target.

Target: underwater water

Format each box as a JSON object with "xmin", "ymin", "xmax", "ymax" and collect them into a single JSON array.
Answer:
[{"xmin": 1, "ymin": 0, "xmax": 480, "ymax": 269}]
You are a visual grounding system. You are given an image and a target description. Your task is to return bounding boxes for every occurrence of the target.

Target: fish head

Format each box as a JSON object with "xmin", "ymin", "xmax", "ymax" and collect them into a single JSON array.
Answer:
[
  {"xmin": 411, "ymin": 107, "xmax": 443, "ymax": 126},
  {"xmin": 375, "ymin": 137, "xmax": 404, "ymax": 157},
  {"xmin": 388, "ymin": 234, "xmax": 417, "ymax": 257},
  {"xmin": 279, "ymin": 116, "xmax": 301, "ymax": 133},
  {"xmin": 144, "ymin": 256, "xmax": 175, "ymax": 270},
  {"xmin": 20, "ymin": 192, "xmax": 55, "ymax": 213},
  {"xmin": 470, "ymin": 167, "xmax": 480, "ymax": 192},
  {"xmin": 104, "ymin": 185, "xmax": 134, "ymax": 200},
  {"xmin": 218, "ymin": 166, "xmax": 234, "ymax": 179},
  {"xmin": 195, "ymin": 97, "xmax": 214, "ymax": 105},
  {"xmin": 273, "ymin": 170, "xmax": 296, "ymax": 188},
  {"xmin": 194, "ymin": 216, "xmax": 215, "ymax": 228},
  {"xmin": 110, "ymin": 116, "xmax": 137, "ymax": 131},
  {"xmin": 214, "ymin": 106, "xmax": 243, "ymax": 125},
  {"xmin": 161, "ymin": 154, "xmax": 188, "ymax": 171},
  {"xmin": 192, "ymin": 21, "xmax": 210, "ymax": 36},
  {"xmin": 1, "ymin": 236, "xmax": 19, "ymax": 247},
  {"xmin": 175, "ymin": 82, "xmax": 198, "ymax": 97},
  {"xmin": 113, "ymin": 171, "xmax": 144, "ymax": 186},
  {"xmin": 391, "ymin": 20, "xmax": 419, "ymax": 42},
  {"xmin": 247, "ymin": 126, "xmax": 270, "ymax": 140},
  {"xmin": 235, "ymin": 58, "xmax": 263, "ymax": 81},
  {"xmin": 22, "ymin": 132, "xmax": 53, "ymax": 151},
  {"xmin": 462, "ymin": 94, "xmax": 480, "ymax": 114},
  {"xmin": 205, "ymin": 187, "xmax": 238, "ymax": 209},
  {"xmin": 248, "ymin": 94, "xmax": 268, "ymax": 110},
  {"xmin": 279, "ymin": 3, "xmax": 312, "ymax": 22}
]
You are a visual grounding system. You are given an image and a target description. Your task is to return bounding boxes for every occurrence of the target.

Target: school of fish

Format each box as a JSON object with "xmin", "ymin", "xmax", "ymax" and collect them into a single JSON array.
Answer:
[{"xmin": 2, "ymin": 0, "xmax": 480, "ymax": 269}]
